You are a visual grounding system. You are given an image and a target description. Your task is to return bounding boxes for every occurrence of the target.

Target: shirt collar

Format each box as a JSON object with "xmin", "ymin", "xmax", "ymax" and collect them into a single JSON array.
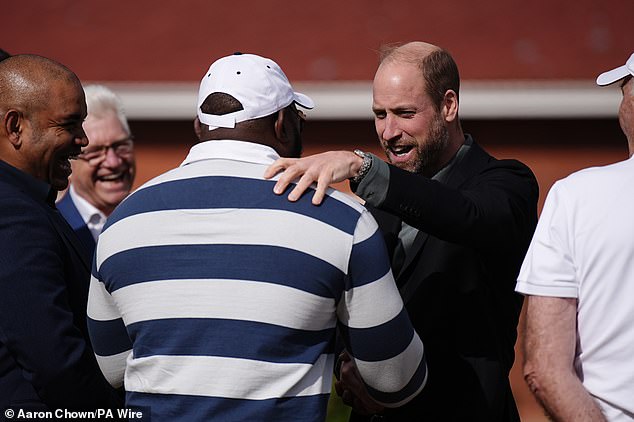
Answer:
[
  {"xmin": 181, "ymin": 140, "xmax": 281, "ymax": 167},
  {"xmin": 0, "ymin": 159, "xmax": 56, "ymax": 207},
  {"xmin": 68, "ymin": 184, "xmax": 106, "ymax": 224},
  {"xmin": 432, "ymin": 134, "xmax": 473, "ymax": 184}
]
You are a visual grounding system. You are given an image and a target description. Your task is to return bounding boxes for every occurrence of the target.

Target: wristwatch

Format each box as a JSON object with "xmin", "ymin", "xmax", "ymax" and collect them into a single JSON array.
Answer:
[{"xmin": 352, "ymin": 149, "xmax": 372, "ymax": 183}]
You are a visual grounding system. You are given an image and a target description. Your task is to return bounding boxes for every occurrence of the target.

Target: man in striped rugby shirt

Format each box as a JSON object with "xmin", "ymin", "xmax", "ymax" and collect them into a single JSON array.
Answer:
[{"xmin": 87, "ymin": 52, "xmax": 427, "ymax": 421}]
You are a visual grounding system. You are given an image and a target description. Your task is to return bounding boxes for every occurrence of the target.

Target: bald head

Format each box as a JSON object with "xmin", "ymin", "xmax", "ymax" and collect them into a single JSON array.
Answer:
[
  {"xmin": 380, "ymin": 41, "xmax": 440, "ymax": 65},
  {"xmin": 0, "ymin": 55, "xmax": 81, "ymax": 118},
  {"xmin": 0, "ymin": 55, "xmax": 87, "ymax": 191},
  {"xmin": 377, "ymin": 41, "xmax": 460, "ymax": 111}
]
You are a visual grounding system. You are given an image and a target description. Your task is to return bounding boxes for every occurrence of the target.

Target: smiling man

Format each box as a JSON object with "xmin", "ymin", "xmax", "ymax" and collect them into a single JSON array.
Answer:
[
  {"xmin": 57, "ymin": 84, "xmax": 136, "ymax": 255},
  {"xmin": 266, "ymin": 41, "xmax": 539, "ymax": 421},
  {"xmin": 0, "ymin": 55, "xmax": 122, "ymax": 412}
]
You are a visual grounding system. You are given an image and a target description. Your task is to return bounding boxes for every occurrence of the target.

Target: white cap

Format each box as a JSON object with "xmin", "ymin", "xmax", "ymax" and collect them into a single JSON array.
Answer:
[
  {"xmin": 596, "ymin": 52, "xmax": 634, "ymax": 86},
  {"xmin": 197, "ymin": 53, "xmax": 314, "ymax": 130}
]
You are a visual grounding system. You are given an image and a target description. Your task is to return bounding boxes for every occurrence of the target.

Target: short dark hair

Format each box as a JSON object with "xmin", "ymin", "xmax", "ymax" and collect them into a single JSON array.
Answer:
[
  {"xmin": 198, "ymin": 92, "xmax": 278, "ymax": 132},
  {"xmin": 200, "ymin": 92, "xmax": 244, "ymax": 116},
  {"xmin": 380, "ymin": 44, "xmax": 460, "ymax": 111},
  {"xmin": 421, "ymin": 49, "xmax": 460, "ymax": 111},
  {"xmin": 0, "ymin": 49, "xmax": 10, "ymax": 62}
]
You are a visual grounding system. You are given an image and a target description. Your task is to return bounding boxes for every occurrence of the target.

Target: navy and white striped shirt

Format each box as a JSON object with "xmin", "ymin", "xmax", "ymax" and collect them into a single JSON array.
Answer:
[{"xmin": 87, "ymin": 140, "xmax": 426, "ymax": 421}]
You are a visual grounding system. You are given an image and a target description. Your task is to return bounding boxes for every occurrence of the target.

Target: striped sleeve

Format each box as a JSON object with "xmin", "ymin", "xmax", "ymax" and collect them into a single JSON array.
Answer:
[
  {"xmin": 87, "ymin": 266, "xmax": 132, "ymax": 388},
  {"xmin": 337, "ymin": 210, "xmax": 427, "ymax": 407}
]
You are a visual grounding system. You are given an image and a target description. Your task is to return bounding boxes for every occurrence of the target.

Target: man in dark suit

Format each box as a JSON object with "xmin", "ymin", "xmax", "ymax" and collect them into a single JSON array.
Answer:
[
  {"xmin": 265, "ymin": 41, "xmax": 539, "ymax": 421},
  {"xmin": 57, "ymin": 84, "xmax": 136, "ymax": 256},
  {"xmin": 0, "ymin": 55, "xmax": 123, "ymax": 411}
]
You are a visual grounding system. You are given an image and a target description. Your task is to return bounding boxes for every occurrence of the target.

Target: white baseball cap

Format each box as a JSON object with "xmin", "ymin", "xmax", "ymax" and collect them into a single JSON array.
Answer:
[
  {"xmin": 197, "ymin": 53, "xmax": 314, "ymax": 130},
  {"xmin": 596, "ymin": 52, "xmax": 634, "ymax": 86}
]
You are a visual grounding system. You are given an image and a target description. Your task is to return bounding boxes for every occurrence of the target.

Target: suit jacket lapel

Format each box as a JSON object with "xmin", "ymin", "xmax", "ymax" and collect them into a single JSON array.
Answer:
[
  {"xmin": 395, "ymin": 230, "xmax": 429, "ymax": 280},
  {"xmin": 443, "ymin": 141, "xmax": 489, "ymax": 190},
  {"xmin": 56, "ymin": 193, "xmax": 96, "ymax": 258},
  {"xmin": 368, "ymin": 205, "xmax": 430, "ymax": 282},
  {"xmin": 392, "ymin": 142, "xmax": 491, "ymax": 290},
  {"xmin": 49, "ymin": 208, "xmax": 92, "ymax": 273}
]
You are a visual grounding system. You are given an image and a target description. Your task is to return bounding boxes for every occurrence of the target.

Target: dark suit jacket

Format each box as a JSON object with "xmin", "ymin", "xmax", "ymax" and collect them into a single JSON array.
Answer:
[
  {"xmin": 352, "ymin": 141, "xmax": 538, "ymax": 421},
  {"xmin": 0, "ymin": 160, "xmax": 122, "ymax": 411},
  {"xmin": 57, "ymin": 191, "xmax": 96, "ymax": 258}
]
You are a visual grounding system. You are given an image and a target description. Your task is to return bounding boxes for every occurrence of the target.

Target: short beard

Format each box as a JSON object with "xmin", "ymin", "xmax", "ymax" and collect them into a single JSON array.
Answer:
[{"xmin": 405, "ymin": 114, "xmax": 449, "ymax": 176}]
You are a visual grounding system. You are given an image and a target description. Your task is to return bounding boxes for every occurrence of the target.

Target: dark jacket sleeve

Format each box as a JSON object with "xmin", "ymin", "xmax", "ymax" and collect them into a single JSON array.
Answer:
[
  {"xmin": 0, "ymin": 193, "xmax": 123, "ymax": 409},
  {"xmin": 380, "ymin": 158, "xmax": 539, "ymax": 256}
]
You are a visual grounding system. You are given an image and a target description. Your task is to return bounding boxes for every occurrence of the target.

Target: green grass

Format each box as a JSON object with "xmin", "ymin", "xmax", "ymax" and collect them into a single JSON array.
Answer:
[{"xmin": 326, "ymin": 383, "xmax": 351, "ymax": 422}]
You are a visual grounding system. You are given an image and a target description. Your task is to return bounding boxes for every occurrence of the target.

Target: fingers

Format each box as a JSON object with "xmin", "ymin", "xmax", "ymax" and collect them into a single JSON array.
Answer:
[
  {"xmin": 311, "ymin": 171, "xmax": 333, "ymax": 205},
  {"xmin": 266, "ymin": 159, "xmax": 302, "ymax": 197},
  {"xmin": 341, "ymin": 389, "xmax": 355, "ymax": 408},
  {"xmin": 337, "ymin": 385, "xmax": 382, "ymax": 415},
  {"xmin": 340, "ymin": 360, "xmax": 359, "ymax": 387},
  {"xmin": 339, "ymin": 358, "xmax": 386, "ymax": 414},
  {"xmin": 288, "ymin": 172, "xmax": 317, "ymax": 202},
  {"xmin": 265, "ymin": 152, "xmax": 351, "ymax": 203},
  {"xmin": 334, "ymin": 380, "xmax": 345, "ymax": 397},
  {"xmin": 336, "ymin": 381, "xmax": 363, "ymax": 412},
  {"xmin": 263, "ymin": 158, "xmax": 296, "ymax": 180},
  {"xmin": 335, "ymin": 381, "xmax": 354, "ymax": 407},
  {"xmin": 269, "ymin": 159, "xmax": 325, "ymax": 203},
  {"xmin": 272, "ymin": 162, "xmax": 304, "ymax": 197}
]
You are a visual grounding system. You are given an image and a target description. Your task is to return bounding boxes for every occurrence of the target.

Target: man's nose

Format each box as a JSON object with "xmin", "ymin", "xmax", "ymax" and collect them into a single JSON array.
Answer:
[
  {"xmin": 382, "ymin": 114, "xmax": 402, "ymax": 140},
  {"xmin": 101, "ymin": 146, "xmax": 123, "ymax": 167}
]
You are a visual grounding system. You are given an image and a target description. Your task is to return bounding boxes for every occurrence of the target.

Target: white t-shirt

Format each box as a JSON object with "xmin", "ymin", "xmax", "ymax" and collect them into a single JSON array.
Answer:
[{"xmin": 516, "ymin": 155, "xmax": 634, "ymax": 421}]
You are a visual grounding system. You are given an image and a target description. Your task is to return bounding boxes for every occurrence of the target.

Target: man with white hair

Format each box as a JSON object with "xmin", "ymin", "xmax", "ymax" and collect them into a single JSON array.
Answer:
[
  {"xmin": 87, "ymin": 53, "xmax": 427, "ymax": 421},
  {"xmin": 57, "ymin": 84, "xmax": 136, "ymax": 255},
  {"xmin": 517, "ymin": 52, "xmax": 634, "ymax": 421}
]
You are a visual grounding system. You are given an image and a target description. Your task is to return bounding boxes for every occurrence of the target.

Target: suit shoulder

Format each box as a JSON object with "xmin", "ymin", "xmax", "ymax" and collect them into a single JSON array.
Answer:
[
  {"xmin": 460, "ymin": 141, "xmax": 537, "ymax": 184},
  {"xmin": 0, "ymin": 191, "xmax": 60, "ymax": 254},
  {"xmin": 494, "ymin": 156, "xmax": 533, "ymax": 171},
  {"xmin": 0, "ymin": 184, "xmax": 48, "ymax": 218},
  {"xmin": 480, "ymin": 156, "xmax": 538, "ymax": 184}
]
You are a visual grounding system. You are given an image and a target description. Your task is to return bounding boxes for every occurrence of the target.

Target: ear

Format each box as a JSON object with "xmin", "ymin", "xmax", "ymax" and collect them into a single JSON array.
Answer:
[
  {"xmin": 441, "ymin": 90, "xmax": 459, "ymax": 123},
  {"xmin": 193, "ymin": 117, "xmax": 202, "ymax": 140},
  {"xmin": 274, "ymin": 108, "xmax": 286, "ymax": 141},
  {"xmin": 3, "ymin": 110, "xmax": 23, "ymax": 148}
]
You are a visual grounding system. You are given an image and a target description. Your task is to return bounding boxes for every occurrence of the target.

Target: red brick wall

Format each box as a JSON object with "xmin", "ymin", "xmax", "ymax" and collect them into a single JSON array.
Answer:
[{"xmin": 3, "ymin": 0, "xmax": 633, "ymax": 83}]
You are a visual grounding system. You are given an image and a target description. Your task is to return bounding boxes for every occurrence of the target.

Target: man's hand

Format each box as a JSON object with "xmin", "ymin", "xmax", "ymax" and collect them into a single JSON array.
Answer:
[
  {"xmin": 263, "ymin": 151, "xmax": 363, "ymax": 205},
  {"xmin": 334, "ymin": 351, "xmax": 385, "ymax": 415}
]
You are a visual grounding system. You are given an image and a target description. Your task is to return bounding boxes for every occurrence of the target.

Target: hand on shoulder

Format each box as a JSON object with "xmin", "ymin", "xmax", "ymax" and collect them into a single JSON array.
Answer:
[{"xmin": 263, "ymin": 150, "xmax": 364, "ymax": 205}]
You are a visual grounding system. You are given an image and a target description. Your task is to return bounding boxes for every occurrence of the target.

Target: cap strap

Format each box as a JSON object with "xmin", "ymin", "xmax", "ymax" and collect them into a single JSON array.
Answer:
[{"xmin": 198, "ymin": 111, "xmax": 242, "ymax": 129}]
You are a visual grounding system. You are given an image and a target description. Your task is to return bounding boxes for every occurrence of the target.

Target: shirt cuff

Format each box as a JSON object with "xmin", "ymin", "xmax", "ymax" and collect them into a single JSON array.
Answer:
[
  {"xmin": 352, "ymin": 153, "xmax": 389, "ymax": 207},
  {"xmin": 515, "ymin": 280, "xmax": 579, "ymax": 298}
]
